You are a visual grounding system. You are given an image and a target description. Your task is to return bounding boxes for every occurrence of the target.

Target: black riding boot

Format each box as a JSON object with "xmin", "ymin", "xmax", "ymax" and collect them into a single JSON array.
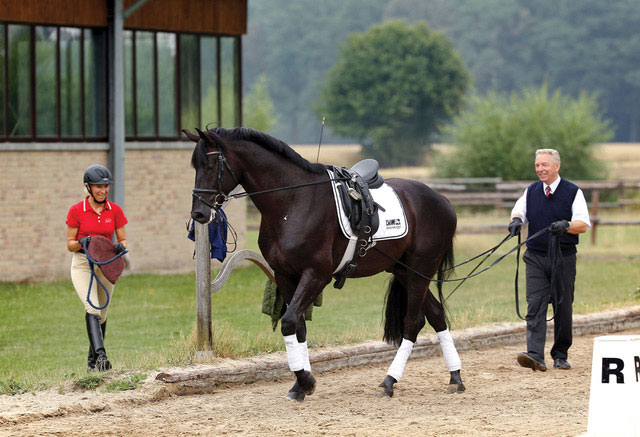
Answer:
[
  {"xmin": 86, "ymin": 320, "xmax": 107, "ymax": 372},
  {"xmin": 85, "ymin": 313, "xmax": 111, "ymax": 371}
]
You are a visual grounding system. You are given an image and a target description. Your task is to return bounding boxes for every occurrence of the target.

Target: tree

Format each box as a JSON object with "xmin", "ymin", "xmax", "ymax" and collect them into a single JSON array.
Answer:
[
  {"xmin": 383, "ymin": 0, "xmax": 640, "ymax": 141},
  {"xmin": 243, "ymin": 0, "xmax": 389, "ymax": 143},
  {"xmin": 242, "ymin": 74, "xmax": 279, "ymax": 133},
  {"xmin": 434, "ymin": 84, "xmax": 612, "ymax": 181},
  {"xmin": 317, "ymin": 20, "xmax": 469, "ymax": 166}
]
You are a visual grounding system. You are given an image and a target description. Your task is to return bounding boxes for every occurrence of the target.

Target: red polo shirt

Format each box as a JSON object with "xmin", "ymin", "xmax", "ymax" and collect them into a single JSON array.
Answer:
[{"xmin": 66, "ymin": 196, "xmax": 128, "ymax": 240}]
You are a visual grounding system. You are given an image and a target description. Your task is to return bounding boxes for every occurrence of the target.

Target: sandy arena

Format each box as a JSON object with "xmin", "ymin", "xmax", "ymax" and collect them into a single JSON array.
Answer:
[{"xmin": 2, "ymin": 325, "xmax": 638, "ymax": 437}]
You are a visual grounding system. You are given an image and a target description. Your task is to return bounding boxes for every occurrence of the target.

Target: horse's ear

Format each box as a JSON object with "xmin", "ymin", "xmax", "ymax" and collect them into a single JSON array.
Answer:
[
  {"xmin": 203, "ymin": 130, "xmax": 225, "ymax": 148},
  {"xmin": 195, "ymin": 128, "xmax": 208, "ymax": 143},
  {"xmin": 182, "ymin": 130, "xmax": 200, "ymax": 142}
]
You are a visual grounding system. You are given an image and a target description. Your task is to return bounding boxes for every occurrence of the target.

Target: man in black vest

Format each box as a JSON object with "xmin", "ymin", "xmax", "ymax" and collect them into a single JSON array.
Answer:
[{"xmin": 507, "ymin": 149, "xmax": 590, "ymax": 371}]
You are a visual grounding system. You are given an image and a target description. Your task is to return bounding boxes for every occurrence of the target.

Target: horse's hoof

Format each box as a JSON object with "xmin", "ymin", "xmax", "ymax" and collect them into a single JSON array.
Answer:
[
  {"xmin": 285, "ymin": 390, "xmax": 306, "ymax": 402},
  {"xmin": 294, "ymin": 370, "xmax": 316, "ymax": 396},
  {"xmin": 375, "ymin": 375, "xmax": 396, "ymax": 397},
  {"xmin": 446, "ymin": 383, "xmax": 465, "ymax": 394},
  {"xmin": 375, "ymin": 387, "xmax": 394, "ymax": 398},
  {"xmin": 303, "ymin": 374, "xmax": 316, "ymax": 396}
]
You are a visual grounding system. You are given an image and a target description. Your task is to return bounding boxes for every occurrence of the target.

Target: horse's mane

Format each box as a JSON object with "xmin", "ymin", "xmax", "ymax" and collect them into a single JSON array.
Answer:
[{"xmin": 192, "ymin": 127, "xmax": 327, "ymax": 175}]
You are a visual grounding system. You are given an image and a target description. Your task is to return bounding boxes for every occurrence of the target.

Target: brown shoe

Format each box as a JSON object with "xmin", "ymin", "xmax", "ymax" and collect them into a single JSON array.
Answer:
[{"xmin": 517, "ymin": 352, "xmax": 547, "ymax": 372}]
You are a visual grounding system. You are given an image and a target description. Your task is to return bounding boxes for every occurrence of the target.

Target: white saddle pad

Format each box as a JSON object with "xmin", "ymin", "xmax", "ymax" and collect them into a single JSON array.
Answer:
[{"xmin": 328, "ymin": 169, "xmax": 408, "ymax": 241}]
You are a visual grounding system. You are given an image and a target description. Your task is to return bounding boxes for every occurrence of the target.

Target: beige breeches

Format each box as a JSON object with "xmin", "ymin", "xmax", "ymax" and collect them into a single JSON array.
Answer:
[{"xmin": 70, "ymin": 252, "xmax": 115, "ymax": 323}]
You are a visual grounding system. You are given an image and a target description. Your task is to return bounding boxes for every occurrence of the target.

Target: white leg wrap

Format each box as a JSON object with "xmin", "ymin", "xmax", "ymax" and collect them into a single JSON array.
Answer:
[
  {"xmin": 283, "ymin": 334, "xmax": 305, "ymax": 372},
  {"xmin": 437, "ymin": 329, "xmax": 461, "ymax": 371},
  {"xmin": 386, "ymin": 338, "xmax": 414, "ymax": 381},
  {"xmin": 300, "ymin": 341, "xmax": 311, "ymax": 372}
]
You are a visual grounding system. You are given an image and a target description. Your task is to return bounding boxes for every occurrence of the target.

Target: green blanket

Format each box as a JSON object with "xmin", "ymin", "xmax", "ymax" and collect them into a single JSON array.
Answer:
[{"xmin": 261, "ymin": 279, "xmax": 323, "ymax": 331}]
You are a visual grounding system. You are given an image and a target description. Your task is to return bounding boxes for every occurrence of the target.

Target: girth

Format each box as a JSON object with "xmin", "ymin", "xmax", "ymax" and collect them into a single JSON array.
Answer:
[{"xmin": 331, "ymin": 159, "xmax": 385, "ymax": 289}]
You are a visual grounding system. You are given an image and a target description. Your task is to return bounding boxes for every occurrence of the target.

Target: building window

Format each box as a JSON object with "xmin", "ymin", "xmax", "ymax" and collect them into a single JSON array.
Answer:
[
  {"xmin": 220, "ymin": 37, "xmax": 240, "ymax": 129},
  {"xmin": 1, "ymin": 22, "xmax": 241, "ymax": 142},
  {"xmin": 7, "ymin": 24, "xmax": 31, "ymax": 137},
  {"xmin": 1, "ymin": 22, "xmax": 107, "ymax": 141},
  {"xmin": 123, "ymin": 30, "xmax": 241, "ymax": 140},
  {"xmin": 157, "ymin": 32, "xmax": 176, "ymax": 137}
]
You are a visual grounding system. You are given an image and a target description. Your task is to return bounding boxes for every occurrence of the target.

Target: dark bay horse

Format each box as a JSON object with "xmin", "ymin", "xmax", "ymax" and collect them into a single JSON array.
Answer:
[{"xmin": 186, "ymin": 127, "xmax": 464, "ymax": 400}]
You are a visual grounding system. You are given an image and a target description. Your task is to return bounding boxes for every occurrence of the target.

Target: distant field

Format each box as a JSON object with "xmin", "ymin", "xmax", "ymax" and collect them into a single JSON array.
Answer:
[
  {"xmin": 292, "ymin": 144, "xmax": 363, "ymax": 167},
  {"xmin": 292, "ymin": 143, "xmax": 640, "ymax": 181},
  {"xmin": 598, "ymin": 142, "xmax": 640, "ymax": 179}
]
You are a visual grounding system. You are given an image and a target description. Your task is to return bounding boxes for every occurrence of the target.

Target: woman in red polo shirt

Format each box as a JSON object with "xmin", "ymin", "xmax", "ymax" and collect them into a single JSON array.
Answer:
[{"xmin": 66, "ymin": 164, "xmax": 128, "ymax": 372}]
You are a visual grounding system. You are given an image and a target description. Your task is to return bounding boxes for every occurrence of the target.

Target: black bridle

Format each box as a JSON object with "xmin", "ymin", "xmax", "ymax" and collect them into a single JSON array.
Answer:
[{"xmin": 192, "ymin": 147, "xmax": 240, "ymax": 212}]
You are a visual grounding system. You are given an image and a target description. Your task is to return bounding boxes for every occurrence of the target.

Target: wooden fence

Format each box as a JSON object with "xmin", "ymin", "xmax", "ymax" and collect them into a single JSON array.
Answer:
[{"xmin": 424, "ymin": 178, "xmax": 640, "ymax": 244}]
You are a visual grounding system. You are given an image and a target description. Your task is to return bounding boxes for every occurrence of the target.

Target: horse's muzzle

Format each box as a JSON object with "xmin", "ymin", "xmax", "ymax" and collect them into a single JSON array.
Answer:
[
  {"xmin": 191, "ymin": 196, "xmax": 214, "ymax": 224},
  {"xmin": 191, "ymin": 208, "xmax": 211, "ymax": 224}
]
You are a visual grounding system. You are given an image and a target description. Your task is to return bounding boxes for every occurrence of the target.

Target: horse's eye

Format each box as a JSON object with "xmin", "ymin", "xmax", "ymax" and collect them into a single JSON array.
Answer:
[{"xmin": 206, "ymin": 156, "xmax": 218, "ymax": 169}]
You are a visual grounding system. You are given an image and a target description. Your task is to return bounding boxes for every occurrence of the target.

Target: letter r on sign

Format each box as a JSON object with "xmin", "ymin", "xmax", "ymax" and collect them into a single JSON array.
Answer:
[{"xmin": 601, "ymin": 357, "xmax": 625, "ymax": 384}]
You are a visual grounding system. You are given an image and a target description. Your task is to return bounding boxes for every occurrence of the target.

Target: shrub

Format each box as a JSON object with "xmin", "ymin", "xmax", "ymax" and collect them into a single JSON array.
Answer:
[{"xmin": 434, "ymin": 84, "xmax": 612, "ymax": 180}]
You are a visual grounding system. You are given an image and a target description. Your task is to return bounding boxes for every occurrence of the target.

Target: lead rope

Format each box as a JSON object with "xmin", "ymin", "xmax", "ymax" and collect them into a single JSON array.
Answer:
[
  {"xmin": 82, "ymin": 239, "xmax": 128, "ymax": 310},
  {"xmin": 514, "ymin": 230, "xmax": 563, "ymax": 322},
  {"xmin": 444, "ymin": 234, "xmax": 512, "ymax": 300},
  {"xmin": 372, "ymin": 226, "xmax": 551, "ymax": 287}
]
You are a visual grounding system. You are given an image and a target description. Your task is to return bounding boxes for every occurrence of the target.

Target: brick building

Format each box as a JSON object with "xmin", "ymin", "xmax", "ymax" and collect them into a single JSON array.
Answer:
[{"xmin": 0, "ymin": 0, "xmax": 247, "ymax": 281}]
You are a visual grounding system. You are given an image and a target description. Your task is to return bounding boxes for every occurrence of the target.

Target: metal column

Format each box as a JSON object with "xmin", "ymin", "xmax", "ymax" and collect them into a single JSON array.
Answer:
[{"xmin": 107, "ymin": 0, "xmax": 125, "ymax": 208}]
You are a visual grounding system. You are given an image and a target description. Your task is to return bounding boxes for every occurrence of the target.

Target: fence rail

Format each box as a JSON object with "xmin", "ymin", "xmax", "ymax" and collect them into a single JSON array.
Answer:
[{"xmin": 423, "ymin": 178, "xmax": 640, "ymax": 243}]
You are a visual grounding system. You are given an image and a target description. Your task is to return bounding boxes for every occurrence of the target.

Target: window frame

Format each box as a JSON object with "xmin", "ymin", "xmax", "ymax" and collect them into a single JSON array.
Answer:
[
  {"xmin": 1, "ymin": 22, "xmax": 108, "ymax": 142},
  {"xmin": 123, "ymin": 30, "xmax": 242, "ymax": 141},
  {"xmin": 1, "ymin": 22, "xmax": 242, "ymax": 142}
]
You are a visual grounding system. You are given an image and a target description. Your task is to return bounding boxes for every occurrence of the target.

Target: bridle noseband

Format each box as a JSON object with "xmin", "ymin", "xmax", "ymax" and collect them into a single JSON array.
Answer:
[{"xmin": 192, "ymin": 147, "xmax": 239, "ymax": 212}]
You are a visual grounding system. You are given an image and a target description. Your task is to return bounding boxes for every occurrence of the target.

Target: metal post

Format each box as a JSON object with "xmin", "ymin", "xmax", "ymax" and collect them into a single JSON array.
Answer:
[
  {"xmin": 108, "ymin": 0, "xmax": 126, "ymax": 208},
  {"xmin": 195, "ymin": 221, "xmax": 213, "ymax": 352}
]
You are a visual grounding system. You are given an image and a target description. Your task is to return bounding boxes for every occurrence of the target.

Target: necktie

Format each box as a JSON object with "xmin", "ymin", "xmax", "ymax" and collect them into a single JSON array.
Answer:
[{"xmin": 545, "ymin": 186, "xmax": 551, "ymax": 198}]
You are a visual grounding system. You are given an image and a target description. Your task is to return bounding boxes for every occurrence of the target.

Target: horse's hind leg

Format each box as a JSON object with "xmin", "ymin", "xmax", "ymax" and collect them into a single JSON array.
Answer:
[
  {"xmin": 423, "ymin": 289, "xmax": 465, "ymax": 393},
  {"xmin": 378, "ymin": 272, "xmax": 429, "ymax": 397}
]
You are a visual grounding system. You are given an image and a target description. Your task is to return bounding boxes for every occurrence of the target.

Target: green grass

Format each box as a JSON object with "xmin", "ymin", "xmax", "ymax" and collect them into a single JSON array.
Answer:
[{"xmin": 1, "ymin": 213, "xmax": 638, "ymax": 394}]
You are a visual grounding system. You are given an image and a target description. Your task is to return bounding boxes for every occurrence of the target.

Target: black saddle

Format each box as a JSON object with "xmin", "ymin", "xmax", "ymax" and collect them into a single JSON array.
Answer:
[
  {"xmin": 350, "ymin": 159, "xmax": 384, "ymax": 189},
  {"xmin": 331, "ymin": 159, "xmax": 384, "ymax": 289}
]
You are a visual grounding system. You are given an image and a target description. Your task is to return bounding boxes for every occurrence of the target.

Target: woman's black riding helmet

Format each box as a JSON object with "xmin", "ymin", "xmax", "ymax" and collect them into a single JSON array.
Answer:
[{"xmin": 84, "ymin": 165, "xmax": 113, "ymax": 185}]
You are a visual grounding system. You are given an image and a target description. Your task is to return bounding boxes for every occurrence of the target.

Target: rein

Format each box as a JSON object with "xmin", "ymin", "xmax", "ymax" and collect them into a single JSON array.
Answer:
[
  {"xmin": 81, "ymin": 239, "xmax": 128, "ymax": 310},
  {"xmin": 373, "ymin": 226, "xmax": 550, "ymax": 286},
  {"xmin": 192, "ymin": 143, "xmax": 349, "ymax": 212},
  {"xmin": 193, "ymin": 177, "xmax": 348, "ymax": 208}
]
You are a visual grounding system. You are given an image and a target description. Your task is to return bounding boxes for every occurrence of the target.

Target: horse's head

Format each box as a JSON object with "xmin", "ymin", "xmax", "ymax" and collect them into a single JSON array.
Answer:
[{"xmin": 186, "ymin": 128, "xmax": 240, "ymax": 223}]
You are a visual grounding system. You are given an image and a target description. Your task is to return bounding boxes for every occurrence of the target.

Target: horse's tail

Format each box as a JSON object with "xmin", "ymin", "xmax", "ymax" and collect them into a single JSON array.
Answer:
[
  {"xmin": 437, "ymin": 242, "xmax": 455, "ymax": 327},
  {"xmin": 383, "ymin": 276, "xmax": 407, "ymax": 347}
]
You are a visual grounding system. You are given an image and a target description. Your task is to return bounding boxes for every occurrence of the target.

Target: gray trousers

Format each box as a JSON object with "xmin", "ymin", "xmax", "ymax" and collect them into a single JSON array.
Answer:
[{"xmin": 523, "ymin": 250, "xmax": 576, "ymax": 363}]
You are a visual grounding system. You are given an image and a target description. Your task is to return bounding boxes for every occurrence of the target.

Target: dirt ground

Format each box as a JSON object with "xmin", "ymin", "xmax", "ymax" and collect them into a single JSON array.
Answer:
[{"xmin": 4, "ymin": 327, "xmax": 638, "ymax": 437}]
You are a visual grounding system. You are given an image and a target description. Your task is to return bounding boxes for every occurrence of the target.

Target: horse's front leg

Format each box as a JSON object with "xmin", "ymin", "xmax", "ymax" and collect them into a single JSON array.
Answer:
[
  {"xmin": 284, "ymin": 319, "xmax": 311, "ymax": 402},
  {"xmin": 280, "ymin": 269, "xmax": 328, "ymax": 402}
]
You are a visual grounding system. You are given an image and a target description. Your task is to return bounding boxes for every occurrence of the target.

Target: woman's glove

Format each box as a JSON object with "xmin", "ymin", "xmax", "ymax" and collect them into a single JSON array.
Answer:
[
  {"xmin": 114, "ymin": 242, "xmax": 126, "ymax": 254},
  {"xmin": 78, "ymin": 236, "xmax": 91, "ymax": 249}
]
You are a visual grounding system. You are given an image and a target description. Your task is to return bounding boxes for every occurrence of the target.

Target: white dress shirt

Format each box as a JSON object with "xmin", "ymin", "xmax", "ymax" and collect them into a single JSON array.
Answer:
[{"xmin": 511, "ymin": 177, "xmax": 591, "ymax": 227}]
